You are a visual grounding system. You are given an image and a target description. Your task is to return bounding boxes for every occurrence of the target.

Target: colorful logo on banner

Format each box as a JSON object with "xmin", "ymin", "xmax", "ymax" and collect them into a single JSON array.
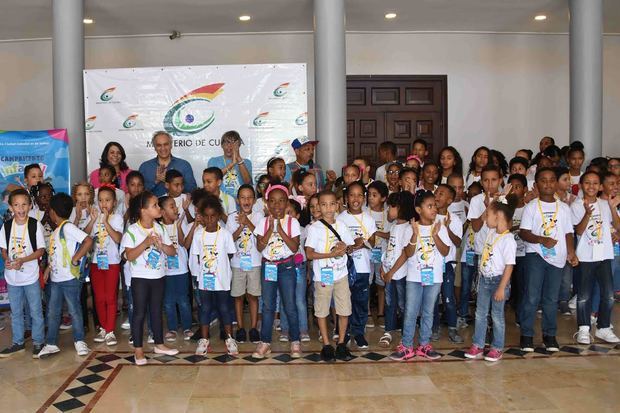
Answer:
[
  {"xmin": 273, "ymin": 82, "xmax": 289, "ymax": 97},
  {"xmin": 123, "ymin": 114, "xmax": 139, "ymax": 129},
  {"xmin": 295, "ymin": 112, "xmax": 307, "ymax": 126},
  {"xmin": 163, "ymin": 83, "xmax": 224, "ymax": 136},
  {"xmin": 252, "ymin": 112, "xmax": 269, "ymax": 127},
  {"xmin": 85, "ymin": 116, "xmax": 96, "ymax": 130},
  {"xmin": 100, "ymin": 87, "xmax": 116, "ymax": 102}
]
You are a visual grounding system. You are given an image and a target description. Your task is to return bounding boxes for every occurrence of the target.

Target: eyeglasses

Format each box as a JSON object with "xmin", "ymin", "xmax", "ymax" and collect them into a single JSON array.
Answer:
[{"xmin": 387, "ymin": 170, "xmax": 400, "ymax": 175}]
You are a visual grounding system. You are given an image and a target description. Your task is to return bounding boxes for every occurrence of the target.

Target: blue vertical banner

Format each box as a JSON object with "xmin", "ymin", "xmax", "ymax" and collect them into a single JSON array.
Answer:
[{"xmin": 0, "ymin": 129, "xmax": 70, "ymax": 308}]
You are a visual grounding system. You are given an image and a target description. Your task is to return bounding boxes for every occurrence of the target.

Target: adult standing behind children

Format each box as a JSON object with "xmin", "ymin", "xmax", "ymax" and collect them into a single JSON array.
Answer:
[
  {"xmin": 89, "ymin": 142, "xmax": 133, "ymax": 192},
  {"xmin": 285, "ymin": 136, "xmax": 336, "ymax": 191},
  {"xmin": 139, "ymin": 131, "xmax": 197, "ymax": 197},
  {"xmin": 207, "ymin": 131, "xmax": 253, "ymax": 198}
]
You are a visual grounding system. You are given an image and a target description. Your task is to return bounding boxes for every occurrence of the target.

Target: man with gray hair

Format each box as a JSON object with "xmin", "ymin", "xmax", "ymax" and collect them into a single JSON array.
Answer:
[{"xmin": 138, "ymin": 131, "xmax": 197, "ymax": 196}]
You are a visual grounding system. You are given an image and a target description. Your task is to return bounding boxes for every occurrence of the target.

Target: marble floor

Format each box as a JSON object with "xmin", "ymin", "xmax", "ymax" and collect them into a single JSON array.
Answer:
[{"xmin": 0, "ymin": 305, "xmax": 618, "ymax": 413}]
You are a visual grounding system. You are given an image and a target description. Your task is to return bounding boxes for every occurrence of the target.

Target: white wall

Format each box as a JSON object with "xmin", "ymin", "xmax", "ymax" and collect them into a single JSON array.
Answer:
[{"xmin": 0, "ymin": 32, "xmax": 619, "ymax": 168}]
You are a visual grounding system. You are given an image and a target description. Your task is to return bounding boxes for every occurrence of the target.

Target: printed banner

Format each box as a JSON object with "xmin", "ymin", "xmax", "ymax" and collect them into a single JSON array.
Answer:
[
  {"xmin": 83, "ymin": 64, "xmax": 308, "ymax": 185},
  {"xmin": 0, "ymin": 129, "xmax": 70, "ymax": 308}
]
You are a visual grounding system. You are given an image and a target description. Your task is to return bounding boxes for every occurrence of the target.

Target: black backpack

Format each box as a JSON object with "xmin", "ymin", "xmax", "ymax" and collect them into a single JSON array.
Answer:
[{"xmin": 3, "ymin": 217, "xmax": 39, "ymax": 251}]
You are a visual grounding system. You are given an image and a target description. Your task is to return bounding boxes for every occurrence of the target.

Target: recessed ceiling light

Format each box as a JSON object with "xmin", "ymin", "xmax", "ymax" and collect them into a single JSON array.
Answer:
[
  {"xmin": 239, "ymin": 15, "xmax": 251, "ymax": 22},
  {"xmin": 385, "ymin": 13, "xmax": 397, "ymax": 20},
  {"xmin": 534, "ymin": 15, "xmax": 547, "ymax": 21},
  {"xmin": 83, "ymin": 18, "xmax": 94, "ymax": 24}
]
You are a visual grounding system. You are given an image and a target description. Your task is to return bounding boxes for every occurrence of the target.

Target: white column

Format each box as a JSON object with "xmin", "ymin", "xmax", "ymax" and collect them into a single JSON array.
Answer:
[
  {"xmin": 53, "ymin": 0, "xmax": 86, "ymax": 181},
  {"xmin": 313, "ymin": 0, "xmax": 347, "ymax": 170},
  {"xmin": 569, "ymin": 0, "xmax": 603, "ymax": 159}
]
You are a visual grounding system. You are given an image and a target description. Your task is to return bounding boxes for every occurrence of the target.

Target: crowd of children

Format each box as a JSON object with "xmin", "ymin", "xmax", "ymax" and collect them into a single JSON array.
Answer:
[{"xmin": 1, "ymin": 134, "xmax": 619, "ymax": 365}]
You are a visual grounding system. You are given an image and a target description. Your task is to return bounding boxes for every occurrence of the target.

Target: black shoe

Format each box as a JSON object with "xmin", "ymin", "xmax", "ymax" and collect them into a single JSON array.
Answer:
[
  {"xmin": 320, "ymin": 344, "xmax": 336, "ymax": 362},
  {"xmin": 354, "ymin": 335, "xmax": 369, "ymax": 349},
  {"xmin": 543, "ymin": 335, "xmax": 559, "ymax": 352},
  {"xmin": 559, "ymin": 301, "xmax": 571, "ymax": 316},
  {"xmin": 0, "ymin": 343, "xmax": 25, "ymax": 358},
  {"xmin": 249, "ymin": 328, "xmax": 260, "ymax": 344},
  {"xmin": 235, "ymin": 328, "xmax": 247, "ymax": 344},
  {"xmin": 32, "ymin": 344, "xmax": 44, "ymax": 359},
  {"xmin": 190, "ymin": 330, "xmax": 203, "ymax": 342},
  {"xmin": 520, "ymin": 335, "xmax": 534, "ymax": 352},
  {"xmin": 335, "ymin": 343, "xmax": 354, "ymax": 361}
]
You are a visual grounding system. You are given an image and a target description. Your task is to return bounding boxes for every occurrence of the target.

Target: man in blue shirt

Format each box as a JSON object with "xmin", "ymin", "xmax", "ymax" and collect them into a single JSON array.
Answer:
[
  {"xmin": 138, "ymin": 131, "xmax": 197, "ymax": 197},
  {"xmin": 285, "ymin": 136, "xmax": 336, "ymax": 191},
  {"xmin": 207, "ymin": 130, "xmax": 253, "ymax": 198}
]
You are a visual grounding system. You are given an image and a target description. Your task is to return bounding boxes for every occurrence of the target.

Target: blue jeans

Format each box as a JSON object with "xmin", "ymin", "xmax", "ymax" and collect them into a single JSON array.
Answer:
[
  {"xmin": 280, "ymin": 262, "xmax": 308, "ymax": 334},
  {"xmin": 7, "ymin": 281, "xmax": 45, "ymax": 345},
  {"xmin": 349, "ymin": 273, "xmax": 370, "ymax": 337},
  {"xmin": 510, "ymin": 256, "xmax": 526, "ymax": 322},
  {"xmin": 433, "ymin": 263, "xmax": 457, "ymax": 329},
  {"xmin": 46, "ymin": 278, "xmax": 85, "ymax": 345},
  {"xmin": 520, "ymin": 253, "xmax": 562, "ymax": 337},
  {"xmin": 473, "ymin": 276, "xmax": 510, "ymax": 350},
  {"xmin": 613, "ymin": 253, "xmax": 620, "ymax": 291},
  {"xmin": 384, "ymin": 278, "xmax": 406, "ymax": 332},
  {"xmin": 459, "ymin": 255, "xmax": 478, "ymax": 317},
  {"xmin": 402, "ymin": 281, "xmax": 442, "ymax": 348},
  {"xmin": 577, "ymin": 260, "xmax": 614, "ymax": 329},
  {"xmin": 559, "ymin": 263, "xmax": 573, "ymax": 302},
  {"xmin": 198, "ymin": 290, "xmax": 233, "ymax": 327},
  {"xmin": 164, "ymin": 274, "xmax": 192, "ymax": 331},
  {"xmin": 260, "ymin": 259, "xmax": 299, "ymax": 343}
]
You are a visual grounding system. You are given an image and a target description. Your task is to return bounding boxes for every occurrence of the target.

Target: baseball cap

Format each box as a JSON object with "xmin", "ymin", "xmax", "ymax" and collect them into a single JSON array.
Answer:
[{"xmin": 291, "ymin": 136, "xmax": 318, "ymax": 150}]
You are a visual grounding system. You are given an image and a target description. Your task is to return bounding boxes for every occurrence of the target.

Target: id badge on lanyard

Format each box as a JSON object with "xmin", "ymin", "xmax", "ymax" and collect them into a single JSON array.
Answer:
[
  {"xmin": 614, "ymin": 242, "xmax": 620, "ymax": 257},
  {"xmin": 421, "ymin": 266, "xmax": 434, "ymax": 286},
  {"xmin": 466, "ymin": 250, "xmax": 475, "ymax": 267},
  {"xmin": 147, "ymin": 249, "xmax": 161, "ymax": 269},
  {"xmin": 202, "ymin": 272, "xmax": 216, "ymax": 291},
  {"xmin": 320, "ymin": 266, "xmax": 334, "ymax": 286},
  {"xmin": 371, "ymin": 247, "xmax": 382, "ymax": 263},
  {"xmin": 264, "ymin": 262, "xmax": 278, "ymax": 282},
  {"xmin": 240, "ymin": 253, "xmax": 253, "ymax": 271},
  {"xmin": 541, "ymin": 245, "xmax": 556, "ymax": 259},
  {"xmin": 96, "ymin": 251, "xmax": 109, "ymax": 270},
  {"xmin": 167, "ymin": 255, "xmax": 179, "ymax": 270}
]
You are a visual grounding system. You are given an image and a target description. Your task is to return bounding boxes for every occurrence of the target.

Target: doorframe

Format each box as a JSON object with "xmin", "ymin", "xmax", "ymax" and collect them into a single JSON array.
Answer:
[{"xmin": 346, "ymin": 74, "xmax": 448, "ymax": 149}]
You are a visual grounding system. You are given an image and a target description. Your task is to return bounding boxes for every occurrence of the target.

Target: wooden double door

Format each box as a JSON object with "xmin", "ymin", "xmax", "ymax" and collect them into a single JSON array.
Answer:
[{"xmin": 346, "ymin": 75, "xmax": 447, "ymax": 169}]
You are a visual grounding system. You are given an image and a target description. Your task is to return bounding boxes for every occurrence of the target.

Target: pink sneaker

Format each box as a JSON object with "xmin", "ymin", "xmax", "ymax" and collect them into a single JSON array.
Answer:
[
  {"xmin": 415, "ymin": 344, "xmax": 442, "ymax": 360},
  {"xmin": 464, "ymin": 345, "xmax": 484, "ymax": 359},
  {"xmin": 484, "ymin": 349, "xmax": 503, "ymax": 362},
  {"xmin": 290, "ymin": 341, "xmax": 302, "ymax": 359},
  {"xmin": 252, "ymin": 342, "xmax": 271, "ymax": 359},
  {"xmin": 389, "ymin": 343, "xmax": 416, "ymax": 361}
]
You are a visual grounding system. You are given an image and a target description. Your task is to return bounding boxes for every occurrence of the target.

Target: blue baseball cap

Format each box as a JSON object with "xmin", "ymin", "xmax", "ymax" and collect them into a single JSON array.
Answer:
[{"xmin": 291, "ymin": 136, "xmax": 318, "ymax": 150}]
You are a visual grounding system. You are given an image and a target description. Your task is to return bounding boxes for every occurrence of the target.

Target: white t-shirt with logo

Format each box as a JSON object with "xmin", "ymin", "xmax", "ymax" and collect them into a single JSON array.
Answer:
[
  {"xmin": 520, "ymin": 199, "xmax": 573, "ymax": 268},
  {"xmin": 0, "ymin": 220, "xmax": 45, "ymax": 286},
  {"xmin": 467, "ymin": 194, "xmax": 490, "ymax": 256},
  {"xmin": 406, "ymin": 223, "xmax": 450, "ymax": 284},
  {"xmin": 253, "ymin": 216, "xmax": 301, "ymax": 261},
  {"xmin": 337, "ymin": 211, "xmax": 377, "ymax": 274},
  {"xmin": 226, "ymin": 211, "xmax": 264, "ymax": 269},
  {"xmin": 478, "ymin": 229, "xmax": 517, "ymax": 277},
  {"xmin": 120, "ymin": 222, "xmax": 172, "ymax": 280},
  {"xmin": 90, "ymin": 213, "xmax": 124, "ymax": 265},
  {"xmin": 382, "ymin": 222, "xmax": 414, "ymax": 281},
  {"xmin": 164, "ymin": 221, "xmax": 190, "ymax": 275},
  {"xmin": 69, "ymin": 207, "xmax": 92, "ymax": 230},
  {"xmin": 448, "ymin": 199, "xmax": 469, "ymax": 225},
  {"xmin": 305, "ymin": 219, "xmax": 355, "ymax": 282},
  {"xmin": 365, "ymin": 208, "xmax": 392, "ymax": 255},
  {"xmin": 571, "ymin": 199, "xmax": 614, "ymax": 262},
  {"xmin": 190, "ymin": 226, "xmax": 236, "ymax": 291},
  {"xmin": 49, "ymin": 222, "xmax": 88, "ymax": 282},
  {"xmin": 436, "ymin": 212, "xmax": 463, "ymax": 263}
]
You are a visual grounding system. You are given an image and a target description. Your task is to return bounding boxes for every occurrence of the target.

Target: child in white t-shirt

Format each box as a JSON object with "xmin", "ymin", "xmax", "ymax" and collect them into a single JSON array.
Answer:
[
  {"xmin": 571, "ymin": 171, "xmax": 620, "ymax": 345},
  {"xmin": 38, "ymin": 193, "xmax": 93, "ymax": 359},
  {"xmin": 338, "ymin": 181, "xmax": 377, "ymax": 349},
  {"xmin": 94, "ymin": 166, "xmax": 125, "ymax": 216},
  {"xmin": 226, "ymin": 184, "xmax": 263, "ymax": 344},
  {"xmin": 465, "ymin": 195, "xmax": 518, "ymax": 362},
  {"xmin": 0, "ymin": 189, "xmax": 46, "ymax": 358},
  {"xmin": 190, "ymin": 195, "xmax": 238, "ymax": 357},
  {"xmin": 505, "ymin": 174, "xmax": 527, "ymax": 323},
  {"xmin": 159, "ymin": 196, "xmax": 193, "ymax": 343}
]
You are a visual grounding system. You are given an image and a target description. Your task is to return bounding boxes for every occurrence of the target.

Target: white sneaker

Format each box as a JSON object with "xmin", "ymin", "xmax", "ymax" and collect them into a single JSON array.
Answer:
[
  {"xmin": 225, "ymin": 337, "xmax": 239, "ymax": 355},
  {"xmin": 121, "ymin": 319, "xmax": 130, "ymax": 330},
  {"xmin": 38, "ymin": 344, "xmax": 61, "ymax": 359},
  {"xmin": 279, "ymin": 334, "xmax": 289, "ymax": 342},
  {"xmin": 196, "ymin": 338, "xmax": 209, "ymax": 356},
  {"xmin": 94, "ymin": 328, "xmax": 106, "ymax": 343},
  {"xmin": 575, "ymin": 326, "xmax": 591, "ymax": 345},
  {"xmin": 74, "ymin": 341, "xmax": 90, "ymax": 356},
  {"xmin": 595, "ymin": 327, "xmax": 620, "ymax": 344},
  {"xmin": 147, "ymin": 334, "xmax": 155, "ymax": 344},
  {"xmin": 568, "ymin": 295, "xmax": 577, "ymax": 310},
  {"xmin": 105, "ymin": 331, "xmax": 118, "ymax": 346}
]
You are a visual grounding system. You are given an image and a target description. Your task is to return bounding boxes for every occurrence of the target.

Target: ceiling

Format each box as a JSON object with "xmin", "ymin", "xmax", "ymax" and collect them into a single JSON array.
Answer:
[{"xmin": 2, "ymin": 0, "xmax": 619, "ymax": 41}]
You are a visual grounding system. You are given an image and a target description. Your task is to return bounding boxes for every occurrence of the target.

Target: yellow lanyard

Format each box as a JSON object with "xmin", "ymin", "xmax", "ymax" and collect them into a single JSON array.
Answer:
[
  {"xmin": 537, "ymin": 200, "xmax": 558, "ymax": 236},
  {"xmin": 588, "ymin": 201, "xmax": 603, "ymax": 242},
  {"xmin": 168, "ymin": 221, "xmax": 178, "ymax": 248},
  {"xmin": 11, "ymin": 221, "xmax": 28, "ymax": 256},
  {"xmin": 350, "ymin": 212, "xmax": 368, "ymax": 239},
  {"xmin": 220, "ymin": 193, "xmax": 229, "ymax": 211},
  {"xmin": 481, "ymin": 230, "xmax": 510, "ymax": 267},
  {"xmin": 416, "ymin": 223, "xmax": 435, "ymax": 267},
  {"xmin": 137, "ymin": 220, "xmax": 158, "ymax": 252},
  {"xmin": 239, "ymin": 214, "xmax": 252, "ymax": 254},
  {"xmin": 324, "ymin": 225, "xmax": 333, "ymax": 253},
  {"xmin": 467, "ymin": 227, "xmax": 475, "ymax": 248},
  {"xmin": 97, "ymin": 217, "xmax": 107, "ymax": 249}
]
